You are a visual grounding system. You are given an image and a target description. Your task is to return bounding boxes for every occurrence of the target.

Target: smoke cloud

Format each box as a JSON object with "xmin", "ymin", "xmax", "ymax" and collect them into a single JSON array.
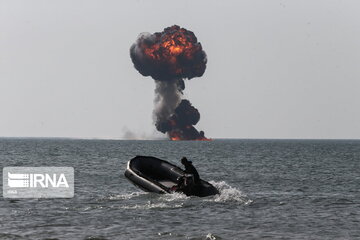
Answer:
[{"xmin": 130, "ymin": 25, "xmax": 209, "ymax": 140}]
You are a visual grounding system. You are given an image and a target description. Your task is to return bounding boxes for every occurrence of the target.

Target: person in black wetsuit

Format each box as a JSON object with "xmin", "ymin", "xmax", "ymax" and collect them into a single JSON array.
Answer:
[
  {"xmin": 170, "ymin": 157, "xmax": 201, "ymax": 195},
  {"xmin": 181, "ymin": 157, "xmax": 200, "ymax": 184}
]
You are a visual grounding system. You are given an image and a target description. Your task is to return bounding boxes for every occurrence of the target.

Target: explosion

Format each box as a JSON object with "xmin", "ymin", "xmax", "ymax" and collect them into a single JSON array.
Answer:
[{"xmin": 130, "ymin": 25, "xmax": 209, "ymax": 140}]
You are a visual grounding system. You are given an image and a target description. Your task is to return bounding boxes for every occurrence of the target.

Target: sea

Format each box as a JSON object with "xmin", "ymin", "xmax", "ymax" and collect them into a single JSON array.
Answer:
[{"xmin": 0, "ymin": 138, "xmax": 359, "ymax": 240}]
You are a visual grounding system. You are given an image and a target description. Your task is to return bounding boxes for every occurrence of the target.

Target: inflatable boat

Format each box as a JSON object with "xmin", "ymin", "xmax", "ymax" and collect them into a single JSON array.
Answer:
[{"xmin": 124, "ymin": 156, "xmax": 219, "ymax": 197}]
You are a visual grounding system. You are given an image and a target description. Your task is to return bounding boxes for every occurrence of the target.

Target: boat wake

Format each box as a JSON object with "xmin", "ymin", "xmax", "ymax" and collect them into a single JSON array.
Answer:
[
  {"xmin": 120, "ymin": 201, "xmax": 184, "ymax": 210},
  {"xmin": 95, "ymin": 181, "xmax": 251, "ymax": 210},
  {"xmin": 96, "ymin": 191, "xmax": 188, "ymax": 210},
  {"xmin": 106, "ymin": 191, "xmax": 147, "ymax": 200},
  {"xmin": 208, "ymin": 181, "xmax": 253, "ymax": 205},
  {"xmin": 159, "ymin": 191, "xmax": 189, "ymax": 202}
]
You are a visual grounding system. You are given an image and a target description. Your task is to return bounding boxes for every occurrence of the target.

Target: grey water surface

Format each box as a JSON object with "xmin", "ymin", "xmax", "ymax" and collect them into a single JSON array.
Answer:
[{"xmin": 0, "ymin": 139, "xmax": 359, "ymax": 239}]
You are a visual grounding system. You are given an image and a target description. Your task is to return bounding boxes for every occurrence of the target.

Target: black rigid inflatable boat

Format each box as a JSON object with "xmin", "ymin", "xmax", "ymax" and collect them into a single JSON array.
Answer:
[{"xmin": 124, "ymin": 156, "xmax": 219, "ymax": 197}]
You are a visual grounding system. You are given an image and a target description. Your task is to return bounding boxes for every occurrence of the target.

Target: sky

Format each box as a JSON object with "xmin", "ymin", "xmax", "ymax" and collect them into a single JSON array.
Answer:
[{"xmin": 1, "ymin": 0, "xmax": 359, "ymax": 139}]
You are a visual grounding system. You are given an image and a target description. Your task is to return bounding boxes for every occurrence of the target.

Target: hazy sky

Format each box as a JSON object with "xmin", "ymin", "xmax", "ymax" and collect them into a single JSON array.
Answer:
[{"xmin": 1, "ymin": 0, "xmax": 359, "ymax": 139}]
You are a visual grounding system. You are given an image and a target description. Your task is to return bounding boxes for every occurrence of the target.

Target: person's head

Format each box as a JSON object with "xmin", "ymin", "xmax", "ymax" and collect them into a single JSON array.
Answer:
[{"xmin": 181, "ymin": 157, "xmax": 188, "ymax": 165}]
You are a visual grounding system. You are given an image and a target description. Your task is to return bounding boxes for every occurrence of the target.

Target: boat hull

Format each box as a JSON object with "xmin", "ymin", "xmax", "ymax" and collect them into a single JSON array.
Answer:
[{"xmin": 124, "ymin": 156, "xmax": 219, "ymax": 197}]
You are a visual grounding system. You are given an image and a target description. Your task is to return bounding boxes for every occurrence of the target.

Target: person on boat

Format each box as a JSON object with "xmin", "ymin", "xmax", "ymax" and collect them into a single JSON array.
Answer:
[
  {"xmin": 181, "ymin": 157, "xmax": 200, "ymax": 184},
  {"xmin": 170, "ymin": 157, "xmax": 201, "ymax": 193}
]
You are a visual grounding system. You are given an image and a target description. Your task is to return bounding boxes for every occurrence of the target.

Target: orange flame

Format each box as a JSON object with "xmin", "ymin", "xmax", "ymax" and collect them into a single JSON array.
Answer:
[
  {"xmin": 169, "ymin": 130, "xmax": 182, "ymax": 141},
  {"xmin": 169, "ymin": 129, "xmax": 212, "ymax": 141},
  {"xmin": 141, "ymin": 26, "xmax": 202, "ymax": 77}
]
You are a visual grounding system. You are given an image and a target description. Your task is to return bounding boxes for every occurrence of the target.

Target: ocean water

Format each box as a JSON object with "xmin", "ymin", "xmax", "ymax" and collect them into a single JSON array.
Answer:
[{"xmin": 0, "ymin": 138, "xmax": 359, "ymax": 240}]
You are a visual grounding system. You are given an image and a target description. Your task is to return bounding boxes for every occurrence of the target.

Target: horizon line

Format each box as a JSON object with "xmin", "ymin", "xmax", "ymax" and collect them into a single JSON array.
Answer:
[{"xmin": 0, "ymin": 136, "xmax": 359, "ymax": 141}]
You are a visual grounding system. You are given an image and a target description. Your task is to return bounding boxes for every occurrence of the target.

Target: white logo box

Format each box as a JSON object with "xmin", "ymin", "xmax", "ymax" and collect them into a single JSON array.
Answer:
[{"xmin": 3, "ymin": 167, "xmax": 74, "ymax": 198}]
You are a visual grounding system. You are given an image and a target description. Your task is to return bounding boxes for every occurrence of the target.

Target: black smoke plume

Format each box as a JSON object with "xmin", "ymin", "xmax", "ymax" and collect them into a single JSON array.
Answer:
[{"xmin": 130, "ymin": 25, "xmax": 209, "ymax": 140}]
